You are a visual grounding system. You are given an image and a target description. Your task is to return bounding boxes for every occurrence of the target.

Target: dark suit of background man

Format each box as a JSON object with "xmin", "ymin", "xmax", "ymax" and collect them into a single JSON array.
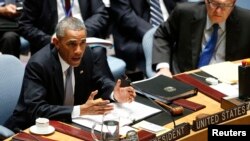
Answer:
[
  {"xmin": 0, "ymin": 0, "xmax": 20, "ymax": 58},
  {"xmin": 19, "ymin": 0, "xmax": 109, "ymax": 54},
  {"xmin": 152, "ymin": 0, "xmax": 250, "ymax": 77},
  {"xmin": 110, "ymin": 0, "xmax": 186, "ymax": 75},
  {"xmin": 4, "ymin": 17, "xmax": 136, "ymax": 132}
]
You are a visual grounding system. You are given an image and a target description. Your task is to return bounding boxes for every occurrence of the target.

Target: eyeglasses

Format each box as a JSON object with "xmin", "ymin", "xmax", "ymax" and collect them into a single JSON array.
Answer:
[{"xmin": 208, "ymin": 0, "xmax": 235, "ymax": 10}]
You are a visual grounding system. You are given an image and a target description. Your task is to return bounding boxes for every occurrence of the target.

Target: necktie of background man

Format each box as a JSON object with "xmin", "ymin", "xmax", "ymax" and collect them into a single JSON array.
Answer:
[
  {"xmin": 198, "ymin": 24, "xmax": 219, "ymax": 68},
  {"xmin": 150, "ymin": 0, "xmax": 164, "ymax": 27},
  {"xmin": 64, "ymin": 67, "xmax": 74, "ymax": 105},
  {"xmin": 65, "ymin": 0, "xmax": 72, "ymax": 17}
]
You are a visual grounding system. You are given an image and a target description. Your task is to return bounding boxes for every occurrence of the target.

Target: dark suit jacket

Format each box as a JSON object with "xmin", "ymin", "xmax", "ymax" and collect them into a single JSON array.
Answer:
[
  {"xmin": 4, "ymin": 44, "xmax": 115, "ymax": 131},
  {"xmin": 19, "ymin": 0, "xmax": 109, "ymax": 53},
  {"xmin": 152, "ymin": 2, "xmax": 250, "ymax": 73},
  {"xmin": 110, "ymin": 0, "xmax": 186, "ymax": 70}
]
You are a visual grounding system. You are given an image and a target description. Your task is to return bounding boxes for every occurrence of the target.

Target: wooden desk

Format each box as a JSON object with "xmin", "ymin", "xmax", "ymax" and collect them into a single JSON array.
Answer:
[
  {"xmin": 5, "ymin": 60, "xmax": 250, "ymax": 141},
  {"xmin": 4, "ymin": 124, "xmax": 82, "ymax": 141},
  {"xmin": 169, "ymin": 60, "xmax": 250, "ymax": 141},
  {"xmin": 5, "ymin": 92, "xmax": 249, "ymax": 141},
  {"xmin": 163, "ymin": 92, "xmax": 250, "ymax": 141}
]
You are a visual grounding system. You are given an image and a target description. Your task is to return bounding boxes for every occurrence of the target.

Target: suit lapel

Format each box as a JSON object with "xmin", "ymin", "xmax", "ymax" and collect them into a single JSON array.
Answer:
[
  {"xmin": 48, "ymin": 0, "xmax": 57, "ymax": 14},
  {"xmin": 163, "ymin": 0, "xmax": 175, "ymax": 13},
  {"xmin": 225, "ymin": 9, "xmax": 241, "ymax": 61},
  {"xmin": 190, "ymin": 5, "xmax": 207, "ymax": 67},
  {"xmin": 73, "ymin": 57, "xmax": 88, "ymax": 104},
  {"xmin": 78, "ymin": 0, "xmax": 87, "ymax": 19},
  {"xmin": 52, "ymin": 48, "xmax": 64, "ymax": 103}
]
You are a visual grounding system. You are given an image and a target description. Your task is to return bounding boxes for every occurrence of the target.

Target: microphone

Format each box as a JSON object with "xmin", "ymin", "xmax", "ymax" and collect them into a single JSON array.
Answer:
[{"xmin": 120, "ymin": 74, "xmax": 180, "ymax": 128}]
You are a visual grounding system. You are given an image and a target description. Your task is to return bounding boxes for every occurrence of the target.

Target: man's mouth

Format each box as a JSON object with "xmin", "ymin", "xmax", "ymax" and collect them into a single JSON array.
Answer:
[{"xmin": 72, "ymin": 56, "xmax": 81, "ymax": 61}]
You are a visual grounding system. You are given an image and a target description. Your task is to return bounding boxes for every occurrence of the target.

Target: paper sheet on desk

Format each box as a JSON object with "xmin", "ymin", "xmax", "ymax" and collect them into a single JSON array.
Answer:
[
  {"xmin": 200, "ymin": 61, "xmax": 240, "ymax": 84},
  {"xmin": 210, "ymin": 83, "xmax": 239, "ymax": 99},
  {"xmin": 72, "ymin": 101, "xmax": 161, "ymax": 132}
]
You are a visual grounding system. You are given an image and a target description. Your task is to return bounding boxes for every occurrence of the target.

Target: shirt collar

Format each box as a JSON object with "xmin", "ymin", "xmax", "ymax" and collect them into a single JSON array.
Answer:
[
  {"xmin": 206, "ymin": 16, "xmax": 226, "ymax": 32},
  {"xmin": 58, "ymin": 53, "xmax": 70, "ymax": 73}
]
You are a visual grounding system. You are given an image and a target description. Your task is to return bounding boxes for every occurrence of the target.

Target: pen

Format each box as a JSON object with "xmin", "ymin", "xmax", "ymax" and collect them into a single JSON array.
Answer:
[{"xmin": 241, "ymin": 58, "xmax": 250, "ymax": 67}]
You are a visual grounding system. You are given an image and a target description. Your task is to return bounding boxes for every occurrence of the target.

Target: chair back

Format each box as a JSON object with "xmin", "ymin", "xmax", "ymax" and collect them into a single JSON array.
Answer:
[
  {"xmin": 0, "ymin": 55, "xmax": 24, "ymax": 125},
  {"xmin": 236, "ymin": 0, "xmax": 250, "ymax": 9},
  {"xmin": 87, "ymin": 37, "xmax": 126, "ymax": 80},
  {"xmin": 142, "ymin": 27, "xmax": 158, "ymax": 78}
]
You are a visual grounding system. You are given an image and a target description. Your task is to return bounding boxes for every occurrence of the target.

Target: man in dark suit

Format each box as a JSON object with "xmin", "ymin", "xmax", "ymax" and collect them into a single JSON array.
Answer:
[
  {"xmin": 152, "ymin": 0, "xmax": 250, "ymax": 77},
  {"xmin": 110, "ymin": 0, "xmax": 186, "ymax": 75},
  {"xmin": 0, "ymin": 0, "xmax": 20, "ymax": 58},
  {"xmin": 19, "ymin": 0, "xmax": 109, "ymax": 54},
  {"xmin": 4, "ymin": 17, "xmax": 136, "ymax": 132}
]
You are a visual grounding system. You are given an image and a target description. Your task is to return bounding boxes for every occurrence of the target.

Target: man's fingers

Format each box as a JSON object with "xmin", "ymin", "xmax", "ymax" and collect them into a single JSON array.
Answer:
[
  {"xmin": 114, "ymin": 79, "xmax": 121, "ymax": 90},
  {"xmin": 88, "ymin": 90, "xmax": 98, "ymax": 100},
  {"xmin": 96, "ymin": 100, "xmax": 110, "ymax": 106},
  {"xmin": 95, "ymin": 103, "xmax": 114, "ymax": 114}
]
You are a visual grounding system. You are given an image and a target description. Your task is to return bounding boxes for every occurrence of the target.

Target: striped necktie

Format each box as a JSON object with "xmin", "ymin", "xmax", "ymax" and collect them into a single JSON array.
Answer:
[
  {"xmin": 150, "ymin": 0, "xmax": 164, "ymax": 27},
  {"xmin": 64, "ymin": 67, "xmax": 74, "ymax": 105},
  {"xmin": 198, "ymin": 24, "xmax": 219, "ymax": 68}
]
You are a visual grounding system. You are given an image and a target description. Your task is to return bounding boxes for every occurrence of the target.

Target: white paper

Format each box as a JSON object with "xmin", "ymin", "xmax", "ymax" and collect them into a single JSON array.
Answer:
[
  {"xmin": 72, "ymin": 101, "xmax": 161, "ymax": 132},
  {"xmin": 134, "ymin": 120, "xmax": 166, "ymax": 133},
  {"xmin": 210, "ymin": 83, "xmax": 239, "ymax": 99},
  {"xmin": 200, "ymin": 62, "xmax": 240, "ymax": 84}
]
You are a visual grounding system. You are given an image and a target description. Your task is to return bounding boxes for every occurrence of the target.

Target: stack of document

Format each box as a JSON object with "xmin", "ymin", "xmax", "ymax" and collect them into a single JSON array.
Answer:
[
  {"xmin": 200, "ymin": 61, "xmax": 240, "ymax": 98},
  {"xmin": 200, "ymin": 61, "xmax": 239, "ymax": 84},
  {"xmin": 72, "ymin": 101, "xmax": 161, "ymax": 132}
]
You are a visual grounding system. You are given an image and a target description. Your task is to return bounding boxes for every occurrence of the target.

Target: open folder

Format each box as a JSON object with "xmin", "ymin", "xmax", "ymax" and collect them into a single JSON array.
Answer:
[
  {"xmin": 132, "ymin": 75, "xmax": 198, "ymax": 104},
  {"xmin": 72, "ymin": 101, "xmax": 161, "ymax": 132}
]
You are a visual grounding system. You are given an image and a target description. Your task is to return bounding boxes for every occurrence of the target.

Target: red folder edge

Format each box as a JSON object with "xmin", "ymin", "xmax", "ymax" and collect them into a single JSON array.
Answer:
[{"xmin": 173, "ymin": 73, "xmax": 226, "ymax": 102}]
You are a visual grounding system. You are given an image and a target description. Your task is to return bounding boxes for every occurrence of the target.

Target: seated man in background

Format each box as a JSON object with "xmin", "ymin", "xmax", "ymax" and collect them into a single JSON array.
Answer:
[
  {"xmin": 4, "ymin": 17, "xmax": 136, "ymax": 132},
  {"xmin": 152, "ymin": 0, "xmax": 250, "ymax": 77},
  {"xmin": 110, "ymin": 0, "xmax": 187, "ymax": 79},
  {"xmin": 0, "ymin": 0, "xmax": 20, "ymax": 58},
  {"xmin": 18, "ymin": 0, "xmax": 110, "ymax": 55}
]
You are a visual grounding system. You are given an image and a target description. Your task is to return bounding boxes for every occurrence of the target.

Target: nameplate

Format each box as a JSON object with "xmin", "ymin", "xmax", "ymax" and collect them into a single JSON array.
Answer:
[
  {"xmin": 192, "ymin": 103, "xmax": 248, "ymax": 131},
  {"xmin": 151, "ymin": 123, "xmax": 190, "ymax": 141}
]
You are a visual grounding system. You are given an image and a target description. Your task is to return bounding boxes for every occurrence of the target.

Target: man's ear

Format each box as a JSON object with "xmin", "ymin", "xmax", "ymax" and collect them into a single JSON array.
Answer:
[{"xmin": 52, "ymin": 36, "xmax": 59, "ymax": 49}]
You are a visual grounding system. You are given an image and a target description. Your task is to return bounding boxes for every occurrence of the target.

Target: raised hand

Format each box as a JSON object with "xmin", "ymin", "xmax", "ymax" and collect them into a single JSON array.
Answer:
[{"xmin": 80, "ymin": 90, "xmax": 114, "ymax": 115}]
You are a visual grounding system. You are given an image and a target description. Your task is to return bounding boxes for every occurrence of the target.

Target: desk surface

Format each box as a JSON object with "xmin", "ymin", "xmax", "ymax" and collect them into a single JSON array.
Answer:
[
  {"xmin": 5, "ymin": 91, "xmax": 249, "ymax": 141},
  {"xmin": 165, "ymin": 92, "xmax": 250, "ymax": 141},
  {"xmin": 5, "ymin": 60, "xmax": 250, "ymax": 141}
]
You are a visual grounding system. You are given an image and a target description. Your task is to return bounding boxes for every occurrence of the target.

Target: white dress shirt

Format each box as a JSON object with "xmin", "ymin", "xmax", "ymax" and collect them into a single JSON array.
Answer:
[
  {"xmin": 57, "ymin": 0, "xmax": 83, "ymax": 22},
  {"xmin": 202, "ymin": 16, "xmax": 226, "ymax": 64},
  {"xmin": 58, "ymin": 53, "xmax": 80, "ymax": 118},
  {"xmin": 159, "ymin": 0, "xmax": 169, "ymax": 21}
]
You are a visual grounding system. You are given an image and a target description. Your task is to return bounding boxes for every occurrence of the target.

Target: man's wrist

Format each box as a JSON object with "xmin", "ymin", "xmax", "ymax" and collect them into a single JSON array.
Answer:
[
  {"xmin": 156, "ymin": 62, "xmax": 170, "ymax": 71},
  {"xmin": 110, "ymin": 92, "xmax": 117, "ymax": 102}
]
